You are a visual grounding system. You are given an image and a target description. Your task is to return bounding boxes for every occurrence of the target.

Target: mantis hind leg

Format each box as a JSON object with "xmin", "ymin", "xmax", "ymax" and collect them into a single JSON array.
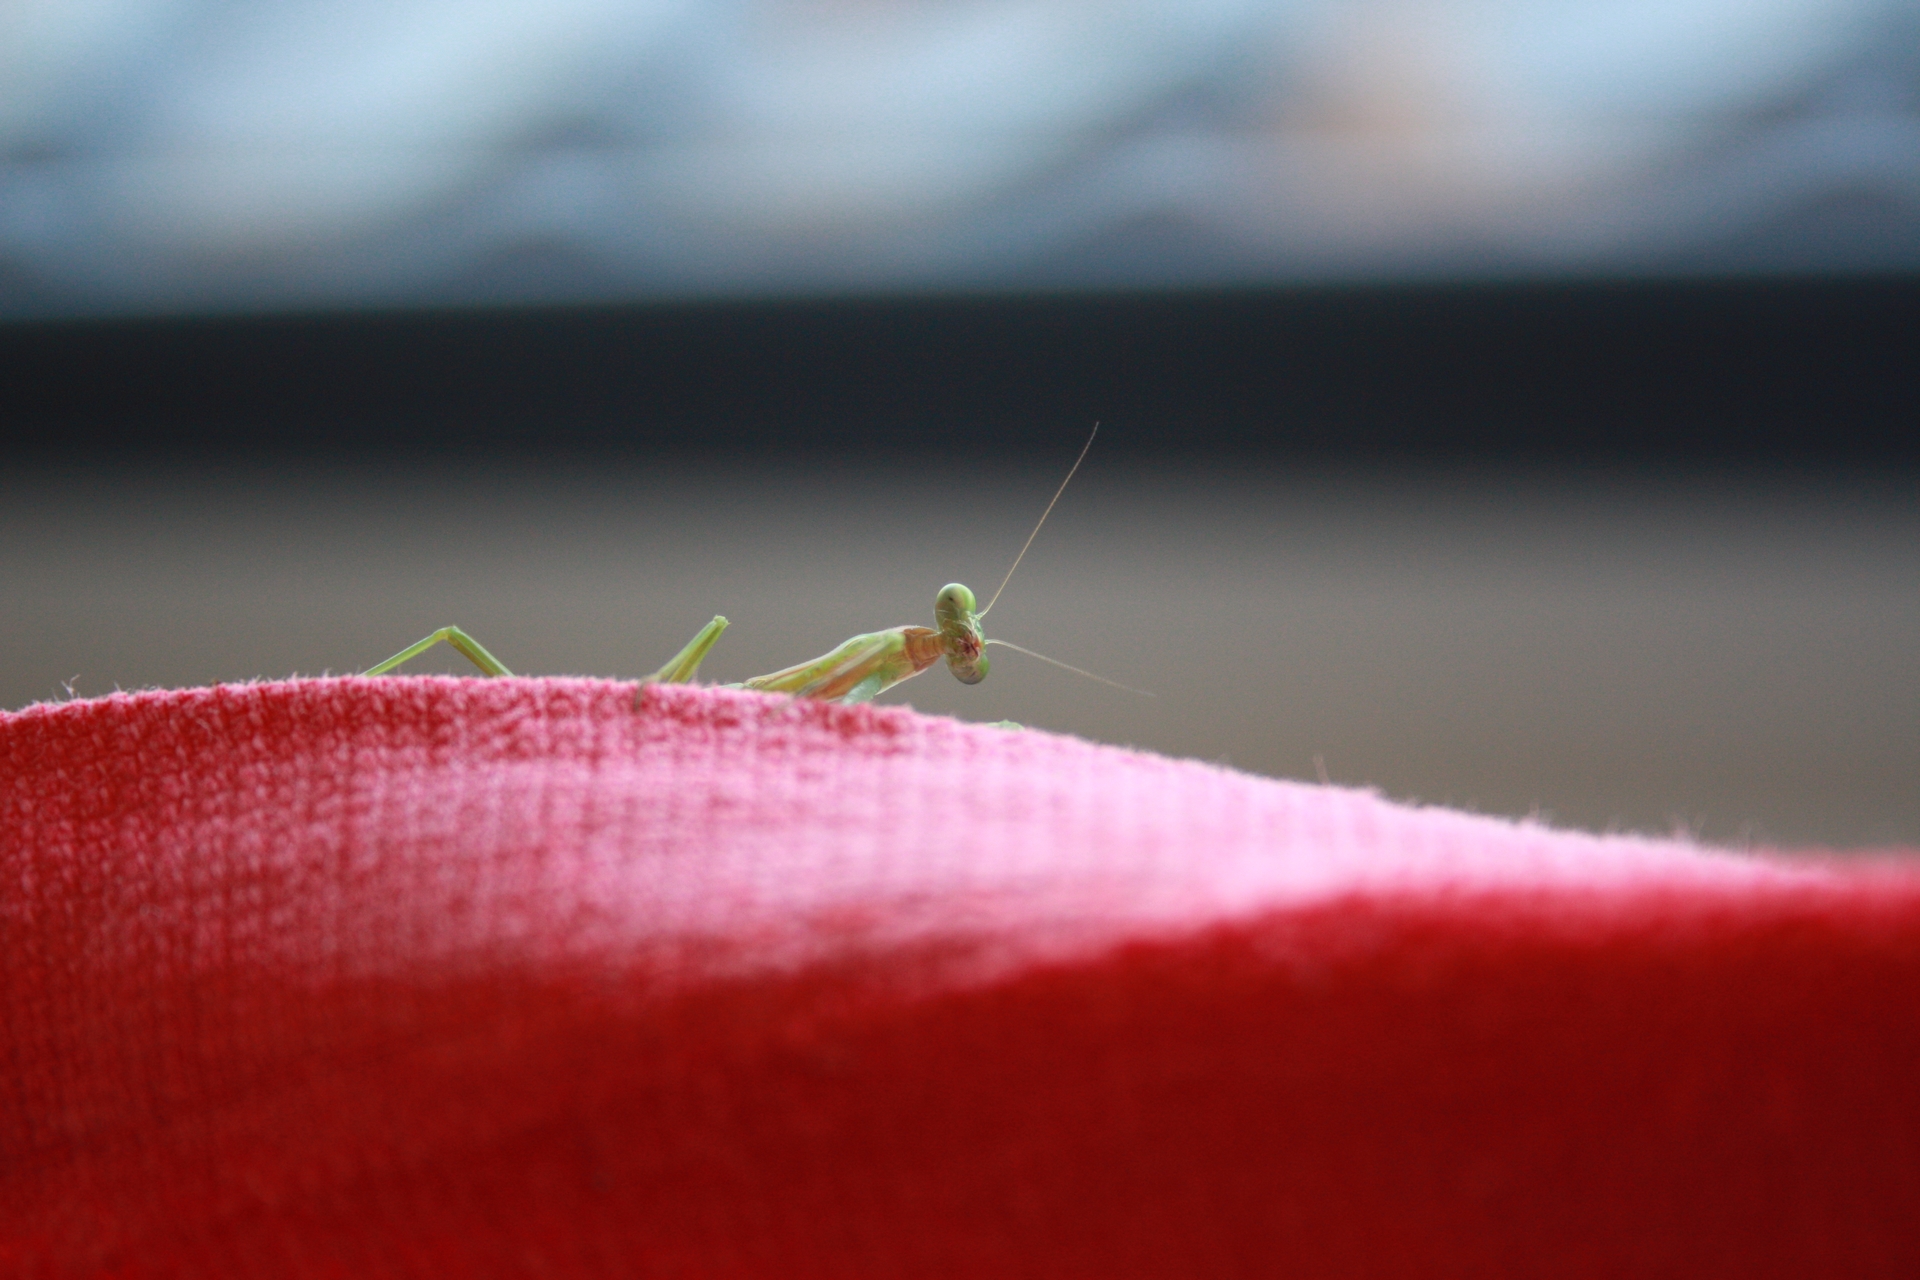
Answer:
[
  {"xmin": 646, "ymin": 616, "xmax": 729, "ymax": 684},
  {"xmin": 364, "ymin": 616, "xmax": 731, "ymax": 682},
  {"xmin": 363, "ymin": 627, "xmax": 514, "ymax": 677}
]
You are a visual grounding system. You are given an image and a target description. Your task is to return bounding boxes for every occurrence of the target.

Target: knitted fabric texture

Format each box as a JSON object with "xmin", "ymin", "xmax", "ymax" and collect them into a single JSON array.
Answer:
[{"xmin": 4, "ymin": 677, "xmax": 1918, "ymax": 1277}]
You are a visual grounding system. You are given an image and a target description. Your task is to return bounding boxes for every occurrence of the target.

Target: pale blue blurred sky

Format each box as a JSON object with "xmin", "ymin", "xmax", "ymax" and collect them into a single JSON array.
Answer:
[{"xmin": 3, "ymin": 0, "xmax": 1916, "ymax": 315}]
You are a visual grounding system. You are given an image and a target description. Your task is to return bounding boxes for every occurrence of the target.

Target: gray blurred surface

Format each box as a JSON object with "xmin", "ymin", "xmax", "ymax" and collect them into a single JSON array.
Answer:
[{"xmin": 3, "ymin": 461, "xmax": 1915, "ymax": 851}]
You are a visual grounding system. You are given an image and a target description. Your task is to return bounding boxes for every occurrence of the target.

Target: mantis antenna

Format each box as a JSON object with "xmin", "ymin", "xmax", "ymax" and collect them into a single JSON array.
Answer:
[
  {"xmin": 972, "ymin": 422, "xmax": 1153, "ymax": 697},
  {"xmin": 985, "ymin": 638, "xmax": 1153, "ymax": 697},
  {"xmin": 980, "ymin": 421, "xmax": 1098, "ymax": 617}
]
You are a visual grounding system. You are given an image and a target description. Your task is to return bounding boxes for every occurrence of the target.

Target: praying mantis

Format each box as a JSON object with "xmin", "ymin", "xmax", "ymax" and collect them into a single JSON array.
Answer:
[{"xmin": 362, "ymin": 427, "xmax": 1131, "ymax": 706}]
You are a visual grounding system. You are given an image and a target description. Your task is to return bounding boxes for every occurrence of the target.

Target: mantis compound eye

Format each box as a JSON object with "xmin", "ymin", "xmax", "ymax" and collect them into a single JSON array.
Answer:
[
  {"xmin": 947, "ymin": 653, "xmax": 989, "ymax": 685},
  {"xmin": 934, "ymin": 583, "xmax": 979, "ymax": 629}
]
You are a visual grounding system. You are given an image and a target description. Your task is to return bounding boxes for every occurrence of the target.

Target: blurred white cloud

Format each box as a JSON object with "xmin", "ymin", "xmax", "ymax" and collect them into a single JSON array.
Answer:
[{"xmin": 1, "ymin": 0, "xmax": 1914, "ymax": 314}]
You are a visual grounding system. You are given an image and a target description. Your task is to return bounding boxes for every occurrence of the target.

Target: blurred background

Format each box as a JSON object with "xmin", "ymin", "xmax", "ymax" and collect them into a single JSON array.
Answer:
[
  {"xmin": 4, "ymin": 0, "xmax": 1917, "ymax": 849},
  {"xmin": 4, "ymin": 0, "xmax": 1920, "ymax": 308}
]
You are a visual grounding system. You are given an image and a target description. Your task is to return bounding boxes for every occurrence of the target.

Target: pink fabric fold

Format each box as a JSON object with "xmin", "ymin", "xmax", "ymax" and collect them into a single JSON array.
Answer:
[{"xmin": 4, "ymin": 678, "xmax": 1917, "ymax": 1277}]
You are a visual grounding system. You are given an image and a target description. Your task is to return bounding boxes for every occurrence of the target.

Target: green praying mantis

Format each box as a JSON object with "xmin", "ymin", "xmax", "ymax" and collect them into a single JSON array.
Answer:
[{"xmin": 362, "ymin": 427, "xmax": 1136, "ymax": 707}]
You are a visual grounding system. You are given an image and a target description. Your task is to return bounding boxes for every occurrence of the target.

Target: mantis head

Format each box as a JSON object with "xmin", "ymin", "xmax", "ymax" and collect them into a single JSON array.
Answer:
[{"xmin": 934, "ymin": 582, "xmax": 989, "ymax": 684}]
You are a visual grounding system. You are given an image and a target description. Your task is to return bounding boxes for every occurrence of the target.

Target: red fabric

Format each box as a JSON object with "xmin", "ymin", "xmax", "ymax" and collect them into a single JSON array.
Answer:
[{"xmin": 4, "ymin": 677, "xmax": 1919, "ymax": 1278}]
